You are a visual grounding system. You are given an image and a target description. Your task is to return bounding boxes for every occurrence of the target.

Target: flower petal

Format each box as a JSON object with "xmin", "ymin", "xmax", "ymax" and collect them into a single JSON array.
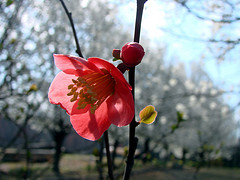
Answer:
[
  {"xmin": 48, "ymin": 71, "xmax": 91, "ymax": 115},
  {"xmin": 54, "ymin": 54, "xmax": 102, "ymax": 76},
  {"xmin": 107, "ymin": 79, "xmax": 134, "ymax": 127},
  {"xmin": 70, "ymin": 102, "xmax": 111, "ymax": 141},
  {"xmin": 88, "ymin": 57, "xmax": 132, "ymax": 90},
  {"xmin": 48, "ymin": 71, "xmax": 77, "ymax": 114}
]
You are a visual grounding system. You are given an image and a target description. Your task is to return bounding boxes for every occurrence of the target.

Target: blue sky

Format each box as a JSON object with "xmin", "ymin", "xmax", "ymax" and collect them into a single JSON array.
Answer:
[
  {"xmin": 116, "ymin": 0, "xmax": 240, "ymax": 130},
  {"xmin": 118, "ymin": 0, "xmax": 240, "ymax": 90}
]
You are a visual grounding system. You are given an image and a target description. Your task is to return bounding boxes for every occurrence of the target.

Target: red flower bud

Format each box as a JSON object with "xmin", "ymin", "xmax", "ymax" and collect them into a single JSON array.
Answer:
[{"xmin": 120, "ymin": 42, "xmax": 145, "ymax": 67}]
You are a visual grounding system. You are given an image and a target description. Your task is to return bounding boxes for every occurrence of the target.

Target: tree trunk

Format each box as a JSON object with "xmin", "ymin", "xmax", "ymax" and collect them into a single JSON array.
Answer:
[
  {"xmin": 96, "ymin": 139, "xmax": 104, "ymax": 180},
  {"xmin": 112, "ymin": 139, "xmax": 119, "ymax": 169},
  {"xmin": 52, "ymin": 130, "xmax": 66, "ymax": 175},
  {"xmin": 142, "ymin": 138, "xmax": 150, "ymax": 164}
]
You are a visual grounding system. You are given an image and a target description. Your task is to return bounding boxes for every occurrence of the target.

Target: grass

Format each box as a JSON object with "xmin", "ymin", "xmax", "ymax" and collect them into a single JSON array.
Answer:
[
  {"xmin": 130, "ymin": 167, "xmax": 240, "ymax": 180},
  {"xmin": 0, "ymin": 154, "xmax": 239, "ymax": 180}
]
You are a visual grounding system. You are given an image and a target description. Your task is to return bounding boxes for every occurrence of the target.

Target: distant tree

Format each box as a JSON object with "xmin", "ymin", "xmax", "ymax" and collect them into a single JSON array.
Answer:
[
  {"xmin": 1, "ymin": 0, "xmax": 133, "ymax": 176},
  {"xmin": 0, "ymin": 3, "xmax": 47, "ymax": 178},
  {"xmin": 134, "ymin": 49, "xmax": 237, "ymax": 163}
]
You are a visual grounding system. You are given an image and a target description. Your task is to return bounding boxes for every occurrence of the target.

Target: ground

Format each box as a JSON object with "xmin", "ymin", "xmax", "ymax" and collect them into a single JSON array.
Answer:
[{"xmin": 0, "ymin": 154, "xmax": 239, "ymax": 180}]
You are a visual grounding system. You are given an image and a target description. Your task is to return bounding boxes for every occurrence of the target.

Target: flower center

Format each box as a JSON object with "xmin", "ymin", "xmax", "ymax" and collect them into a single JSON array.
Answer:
[{"xmin": 67, "ymin": 69, "xmax": 115, "ymax": 113}]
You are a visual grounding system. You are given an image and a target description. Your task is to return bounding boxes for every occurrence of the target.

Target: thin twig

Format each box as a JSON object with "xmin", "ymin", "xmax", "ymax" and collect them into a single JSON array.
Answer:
[
  {"xmin": 123, "ymin": 1, "xmax": 147, "ymax": 180},
  {"xmin": 133, "ymin": 0, "xmax": 147, "ymax": 43},
  {"xmin": 59, "ymin": 0, "xmax": 84, "ymax": 58},
  {"xmin": 123, "ymin": 67, "xmax": 139, "ymax": 180},
  {"xmin": 175, "ymin": 0, "xmax": 240, "ymax": 24},
  {"xmin": 104, "ymin": 131, "xmax": 114, "ymax": 180}
]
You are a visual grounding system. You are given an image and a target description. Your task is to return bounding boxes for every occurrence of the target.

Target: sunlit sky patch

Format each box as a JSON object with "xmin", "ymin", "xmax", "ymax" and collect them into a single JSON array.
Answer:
[
  {"xmin": 118, "ymin": 1, "xmax": 240, "ymax": 85},
  {"xmin": 116, "ymin": 0, "xmax": 240, "ymax": 126}
]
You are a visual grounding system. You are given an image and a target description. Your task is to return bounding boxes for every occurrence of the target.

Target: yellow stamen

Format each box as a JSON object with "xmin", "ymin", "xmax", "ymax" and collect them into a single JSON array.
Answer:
[{"xmin": 67, "ymin": 69, "xmax": 115, "ymax": 113}]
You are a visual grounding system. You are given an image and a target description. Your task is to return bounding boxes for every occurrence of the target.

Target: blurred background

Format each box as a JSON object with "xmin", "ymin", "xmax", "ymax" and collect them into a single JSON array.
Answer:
[{"xmin": 0, "ymin": 0, "xmax": 240, "ymax": 179}]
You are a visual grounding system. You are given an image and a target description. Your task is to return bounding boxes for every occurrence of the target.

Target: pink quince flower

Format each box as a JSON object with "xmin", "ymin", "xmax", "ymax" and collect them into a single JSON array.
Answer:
[{"xmin": 48, "ymin": 54, "xmax": 134, "ymax": 141}]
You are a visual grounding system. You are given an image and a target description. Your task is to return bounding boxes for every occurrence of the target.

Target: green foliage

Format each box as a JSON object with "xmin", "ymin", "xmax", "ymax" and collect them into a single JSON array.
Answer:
[
  {"xmin": 19, "ymin": 107, "xmax": 24, "ymax": 113},
  {"xmin": 10, "ymin": 38, "xmax": 16, "ymax": 44},
  {"xmin": 124, "ymin": 146, "xmax": 129, "ymax": 157},
  {"xmin": 86, "ymin": 164, "xmax": 92, "ymax": 172},
  {"xmin": 26, "ymin": 150, "xmax": 32, "ymax": 159},
  {"xmin": 170, "ymin": 111, "xmax": 186, "ymax": 133},
  {"xmin": 177, "ymin": 111, "xmax": 185, "ymax": 123},
  {"xmin": 6, "ymin": 0, "xmax": 14, "ymax": 7},
  {"xmin": 203, "ymin": 144, "xmax": 215, "ymax": 152},
  {"xmin": 26, "ymin": 84, "xmax": 38, "ymax": 95},
  {"xmin": 113, "ymin": 57, "xmax": 120, "ymax": 61},
  {"xmin": 92, "ymin": 148, "xmax": 100, "ymax": 157},
  {"xmin": 171, "ymin": 124, "xmax": 178, "ymax": 132}
]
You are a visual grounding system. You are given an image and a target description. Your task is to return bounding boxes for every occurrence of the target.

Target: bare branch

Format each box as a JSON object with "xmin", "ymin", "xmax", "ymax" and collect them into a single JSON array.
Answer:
[
  {"xmin": 59, "ymin": 0, "xmax": 84, "ymax": 58},
  {"xmin": 175, "ymin": 0, "xmax": 240, "ymax": 24}
]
